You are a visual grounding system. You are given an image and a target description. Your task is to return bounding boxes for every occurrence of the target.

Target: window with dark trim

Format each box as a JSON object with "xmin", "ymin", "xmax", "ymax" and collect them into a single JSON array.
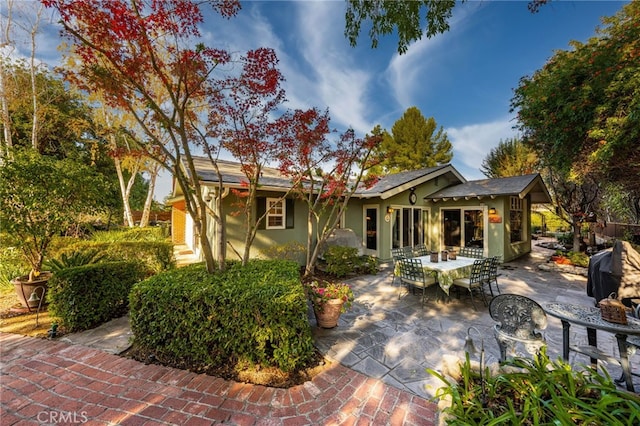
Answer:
[
  {"xmin": 510, "ymin": 196, "xmax": 524, "ymax": 243},
  {"xmin": 256, "ymin": 197, "xmax": 294, "ymax": 230}
]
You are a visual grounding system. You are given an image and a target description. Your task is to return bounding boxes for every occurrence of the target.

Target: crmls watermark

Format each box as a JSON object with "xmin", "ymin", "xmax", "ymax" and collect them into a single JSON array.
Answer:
[{"xmin": 37, "ymin": 410, "xmax": 88, "ymax": 424}]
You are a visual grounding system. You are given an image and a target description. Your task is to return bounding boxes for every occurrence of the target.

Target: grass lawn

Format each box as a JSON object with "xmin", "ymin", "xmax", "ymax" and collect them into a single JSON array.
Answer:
[{"xmin": 0, "ymin": 283, "xmax": 59, "ymax": 338}]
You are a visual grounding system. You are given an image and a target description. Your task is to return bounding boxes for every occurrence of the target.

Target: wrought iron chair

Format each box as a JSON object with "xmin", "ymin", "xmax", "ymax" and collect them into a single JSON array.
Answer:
[
  {"xmin": 391, "ymin": 247, "xmax": 408, "ymax": 287},
  {"xmin": 397, "ymin": 257, "xmax": 438, "ymax": 306},
  {"xmin": 451, "ymin": 258, "xmax": 489, "ymax": 310},
  {"xmin": 483, "ymin": 256, "xmax": 502, "ymax": 297},
  {"xmin": 459, "ymin": 247, "xmax": 484, "ymax": 258},
  {"xmin": 413, "ymin": 244, "xmax": 429, "ymax": 257},
  {"xmin": 489, "ymin": 294, "xmax": 547, "ymax": 361}
]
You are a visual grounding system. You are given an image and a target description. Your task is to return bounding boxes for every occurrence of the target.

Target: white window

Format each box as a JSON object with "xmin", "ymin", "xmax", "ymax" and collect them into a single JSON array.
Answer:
[{"xmin": 266, "ymin": 198, "xmax": 285, "ymax": 229}]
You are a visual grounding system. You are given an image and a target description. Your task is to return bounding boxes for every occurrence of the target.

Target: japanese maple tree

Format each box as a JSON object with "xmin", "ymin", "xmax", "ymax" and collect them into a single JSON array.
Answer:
[
  {"xmin": 276, "ymin": 108, "xmax": 382, "ymax": 277},
  {"xmin": 44, "ymin": 0, "xmax": 286, "ymax": 272}
]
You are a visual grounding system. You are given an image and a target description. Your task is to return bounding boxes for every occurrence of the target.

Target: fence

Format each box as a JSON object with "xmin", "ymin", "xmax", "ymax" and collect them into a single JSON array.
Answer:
[{"xmin": 597, "ymin": 222, "xmax": 640, "ymax": 243}]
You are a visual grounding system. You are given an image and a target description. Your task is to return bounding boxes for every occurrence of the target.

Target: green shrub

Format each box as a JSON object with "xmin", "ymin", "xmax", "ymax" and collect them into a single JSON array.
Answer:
[
  {"xmin": 428, "ymin": 348, "xmax": 640, "ymax": 425},
  {"xmin": 44, "ymin": 249, "xmax": 106, "ymax": 273},
  {"xmin": 566, "ymin": 251, "xmax": 590, "ymax": 268},
  {"xmin": 260, "ymin": 241, "xmax": 306, "ymax": 264},
  {"xmin": 54, "ymin": 241, "xmax": 174, "ymax": 275},
  {"xmin": 49, "ymin": 261, "xmax": 146, "ymax": 332},
  {"xmin": 129, "ymin": 260, "xmax": 315, "ymax": 372},
  {"xmin": 91, "ymin": 227, "xmax": 167, "ymax": 242},
  {"xmin": 0, "ymin": 246, "xmax": 29, "ymax": 288},
  {"xmin": 324, "ymin": 246, "xmax": 379, "ymax": 278}
]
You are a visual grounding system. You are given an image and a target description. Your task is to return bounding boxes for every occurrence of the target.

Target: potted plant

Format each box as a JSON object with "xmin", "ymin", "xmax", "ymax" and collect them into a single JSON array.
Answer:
[
  {"xmin": 308, "ymin": 281, "xmax": 354, "ymax": 328},
  {"xmin": 0, "ymin": 151, "xmax": 109, "ymax": 309}
]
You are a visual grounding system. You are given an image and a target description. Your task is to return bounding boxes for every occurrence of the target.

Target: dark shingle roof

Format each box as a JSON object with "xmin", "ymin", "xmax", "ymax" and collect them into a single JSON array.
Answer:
[
  {"xmin": 355, "ymin": 164, "xmax": 465, "ymax": 199},
  {"xmin": 425, "ymin": 174, "xmax": 552, "ymax": 204}
]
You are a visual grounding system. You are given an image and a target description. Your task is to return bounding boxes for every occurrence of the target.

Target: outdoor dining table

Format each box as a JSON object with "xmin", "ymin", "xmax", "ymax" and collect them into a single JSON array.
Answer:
[
  {"xmin": 414, "ymin": 255, "xmax": 476, "ymax": 295},
  {"xmin": 544, "ymin": 302, "xmax": 640, "ymax": 392}
]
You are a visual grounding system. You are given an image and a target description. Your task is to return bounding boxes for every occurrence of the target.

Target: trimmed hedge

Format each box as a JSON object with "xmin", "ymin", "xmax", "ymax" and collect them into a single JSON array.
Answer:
[
  {"xmin": 53, "ymin": 241, "xmax": 175, "ymax": 275},
  {"xmin": 129, "ymin": 260, "xmax": 315, "ymax": 372},
  {"xmin": 49, "ymin": 261, "xmax": 146, "ymax": 332}
]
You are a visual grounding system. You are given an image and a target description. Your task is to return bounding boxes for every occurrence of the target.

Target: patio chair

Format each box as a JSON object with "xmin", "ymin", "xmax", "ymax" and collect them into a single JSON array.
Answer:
[
  {"xmin": 489, "ymin": 294, "xmax": 547, "ymax": 361},
  {"xmin": 451, "ymin": 258, "xmax": 489, "ymax": 310},
  {"xmin": 459, "ymin": 247, "xmax": 483, "ymax": 258},
  {"xmin": 397, "ymin": 257, "xmax": 438, "ymax": 306},
  {"xmin": 391, "ymin": 247, "xmax": 408, "ymax": 287},
  {"xmin": 413, "ymin": 244, "xmax": 429, "ymax": 257},
  {"xmin": 484, "ymin": 256, "xmax": 502, "ymax": 297}
]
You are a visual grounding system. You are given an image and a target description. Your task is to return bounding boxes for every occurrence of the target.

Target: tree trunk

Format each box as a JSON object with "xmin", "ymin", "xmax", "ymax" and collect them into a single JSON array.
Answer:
[
  {"xmin": 29, "ymin": 4, "xmax": 43, "ymax": 151},
  {"xmin": 139, "ymin": 162, "xmax": 160, "ymax": 228},
  {"xmin": 572, "ymin": 217, "xmax": 583, "ymax": 252}
]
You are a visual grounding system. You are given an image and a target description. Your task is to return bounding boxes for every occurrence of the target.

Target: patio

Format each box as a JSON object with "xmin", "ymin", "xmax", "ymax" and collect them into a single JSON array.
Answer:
[{"xmin": 311, "ymin": 238, "xmax": 640, "ymax": 400}]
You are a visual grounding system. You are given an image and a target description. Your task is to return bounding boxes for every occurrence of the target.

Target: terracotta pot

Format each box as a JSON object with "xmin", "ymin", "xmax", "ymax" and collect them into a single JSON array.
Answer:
[
  {"xmin": 314, "ymin": 298, "xmax": 345, "ymax": 329},
  {"xmin": 11, "ymin": 273, "xmax": 51, "ymax": 309}
]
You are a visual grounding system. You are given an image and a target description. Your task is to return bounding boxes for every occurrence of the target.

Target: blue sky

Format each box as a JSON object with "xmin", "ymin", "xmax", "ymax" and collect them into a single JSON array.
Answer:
[{"xmin": 6, "ymin": 0, "xmax": 628, "ymax": 201}]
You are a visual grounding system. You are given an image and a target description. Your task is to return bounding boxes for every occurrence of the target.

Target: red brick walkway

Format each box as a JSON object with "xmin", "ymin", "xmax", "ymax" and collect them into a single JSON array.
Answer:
[{"xmin": 0, "ymin": 333, "xmax": 438, "ymax": 425}]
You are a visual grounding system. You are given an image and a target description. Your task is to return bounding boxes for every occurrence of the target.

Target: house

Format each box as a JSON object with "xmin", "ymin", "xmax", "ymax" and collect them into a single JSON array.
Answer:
[{"xmin": 170, "ymin": 157, "xmax": 552, "ymax": 263}]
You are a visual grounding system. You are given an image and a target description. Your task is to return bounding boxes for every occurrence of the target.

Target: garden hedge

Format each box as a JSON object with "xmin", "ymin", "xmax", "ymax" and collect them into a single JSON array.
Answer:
[
  {"xmin": 129, "ymin": 260, "xmax": 315, "ymax": 372},
  {"xmin": 48, "ymin": 261, "xmax": 146, "ymax": 332},
  {"xmin": 54, "ymin": 241, "xmax": 174, "ymax": 275}
]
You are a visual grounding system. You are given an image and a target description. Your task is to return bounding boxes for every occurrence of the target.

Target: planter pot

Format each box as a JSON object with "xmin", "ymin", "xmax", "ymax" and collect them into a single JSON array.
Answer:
[
  {"xmin": 314, "ymin": 298, "xmax": 345, "ymax": 329},
  {"xmin": 11, "ymin": 273, "xmax": 51, "ymax": 309}
]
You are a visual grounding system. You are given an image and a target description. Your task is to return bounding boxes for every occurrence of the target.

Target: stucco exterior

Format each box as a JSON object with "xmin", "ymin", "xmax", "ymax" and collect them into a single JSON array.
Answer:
[{"xmin": 169, "ymin": 158, "xmax": 551, "ymax": 265}]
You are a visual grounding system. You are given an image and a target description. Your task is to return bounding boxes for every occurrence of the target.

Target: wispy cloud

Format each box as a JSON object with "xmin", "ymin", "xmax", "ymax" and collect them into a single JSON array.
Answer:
[
  {"xmin": 293, "ymin": 2, "xmax": 374, "ymax": 134},
  {"xmin": 447, "ymin": 117, "xmax": 518, "ymax": 180}
]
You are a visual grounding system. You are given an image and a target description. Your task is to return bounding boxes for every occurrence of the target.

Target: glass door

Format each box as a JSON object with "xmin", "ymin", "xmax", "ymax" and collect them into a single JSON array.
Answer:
[{"xmin": 364, "ymin": 206, "xmax": 378, "ymax": 255}]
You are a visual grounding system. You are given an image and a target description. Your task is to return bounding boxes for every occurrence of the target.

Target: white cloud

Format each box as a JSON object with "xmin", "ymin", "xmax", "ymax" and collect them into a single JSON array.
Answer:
[
  {"xmin": 447, "ymin": 118, "xmax": 518, "ymax": 180},
  {"xmin": 386, "ymin": 3, "xmax": 481, "ymax": 108},
  {"xmin": 293, "ymin": 2, "xmax": 374, "ymax": 134}
]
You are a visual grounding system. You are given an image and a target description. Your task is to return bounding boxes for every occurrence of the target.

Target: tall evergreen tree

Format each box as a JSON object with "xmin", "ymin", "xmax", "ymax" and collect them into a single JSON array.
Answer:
[{"xmin": 373, "ymin": 106, "xmax": 452, "ymax": 173}]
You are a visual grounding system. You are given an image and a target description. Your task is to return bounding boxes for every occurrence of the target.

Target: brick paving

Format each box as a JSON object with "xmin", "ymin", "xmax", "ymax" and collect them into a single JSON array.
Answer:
[{"xmin": 0, "ymin": 332, "xmax": 438, "ymax": 425}]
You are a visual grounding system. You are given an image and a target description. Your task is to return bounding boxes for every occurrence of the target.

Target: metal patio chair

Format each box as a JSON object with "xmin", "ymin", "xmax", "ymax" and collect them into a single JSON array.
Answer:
[
  {"xmin": 451, "ymin": 258, "xmax": 489, "ymax": 310},
  {"xmin": 397, "ymin": 257, "xmax": 438, "ymax": 306}
]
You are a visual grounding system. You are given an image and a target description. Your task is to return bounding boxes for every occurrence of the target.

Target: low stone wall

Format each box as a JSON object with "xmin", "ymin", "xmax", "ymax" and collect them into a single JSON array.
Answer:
[{"xmin": 538, "ymin": 261, "xmax": 588, "ymax": 277}]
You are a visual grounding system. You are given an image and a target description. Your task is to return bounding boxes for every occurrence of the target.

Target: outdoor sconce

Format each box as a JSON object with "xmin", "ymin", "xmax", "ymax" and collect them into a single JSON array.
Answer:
[
  {"xmin": 488, "ymin": 207, "xmax": 497, "ymax": 215},
  {"xmin": 387, "ymin": 206, "xmax": 394, "ymax": 214}
]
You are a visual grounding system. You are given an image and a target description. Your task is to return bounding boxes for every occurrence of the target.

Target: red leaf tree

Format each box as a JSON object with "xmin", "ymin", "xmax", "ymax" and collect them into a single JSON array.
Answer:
[
  {"xmin": 43, "ymin": 0, "xmax": 288, "ymax": 272},
  {"xmin": 276, "ymin": 108, "xmax": 382, "ymax": 277}
]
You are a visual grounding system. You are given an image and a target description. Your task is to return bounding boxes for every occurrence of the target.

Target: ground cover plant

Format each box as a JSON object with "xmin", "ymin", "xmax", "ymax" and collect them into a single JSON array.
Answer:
[{"xmin": 429, "ymin": 348, "xmax": 640, "ymax": 425}]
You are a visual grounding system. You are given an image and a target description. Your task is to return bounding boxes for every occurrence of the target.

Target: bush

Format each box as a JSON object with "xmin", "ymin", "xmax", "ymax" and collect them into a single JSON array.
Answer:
[
  {"xmin": 324, "ymin": 246, "xmax": 379, "ymax": 278},
  {"xmin": 0, "ymin": 246, "xmax": 29, "ymax": 288},
  {"xmin": 260, "ymin": 241, "xmax": 306, "ymax": 265},
  {"xmin": 91, "ymin": 227, "xmax": 167, "ymax": 242},
  {"xmin": 429, "ymin": 349, "xmax": 640, "ymax": 424},
  {"xmin": 129, "ymin": 260, "xmax": 315, "ymax": 372},
  {"xmin": 54, "ymin": 241, "xmax": 174, "ymax": 275},
  {"xmin": 49, "ymin": 261, "xmax": 146, "ymax": 332}
]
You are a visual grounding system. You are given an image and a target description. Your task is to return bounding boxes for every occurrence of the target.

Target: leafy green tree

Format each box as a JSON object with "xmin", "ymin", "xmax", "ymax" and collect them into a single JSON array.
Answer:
[
  {"xmin": 0, "ymin": 150, "xmax": 110, "ymax": 280},
  {"xmin": 345, "ymin": 0, "xmax": 456, "ymax": 54},
  {"xmin": 373, "ymin": 107, "xmax": 452, "ymax": 173},
  {"xmin": 344, "ymin": 1, "xmax": 550, "ymax": 54},
  {"xmin": 1, "ymin": 62, "xmax": 94, "ymax": 160},
  {"xmin": 480, "ymin": 137, "xmax": 539, "ymax": 178},
  {"xmin": 511, "ymin": 2, "xmax": 640, "ymax": 246}
]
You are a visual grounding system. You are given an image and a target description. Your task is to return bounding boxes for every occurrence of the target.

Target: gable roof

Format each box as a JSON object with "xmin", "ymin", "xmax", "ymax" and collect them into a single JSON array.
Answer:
[
  {"xmin": 424, "ymin": 174, "xmax": 552, "ymax": 204},
  {"xmin": 355, "ymin": 164, "xmax": 466, "ymax": 199}
]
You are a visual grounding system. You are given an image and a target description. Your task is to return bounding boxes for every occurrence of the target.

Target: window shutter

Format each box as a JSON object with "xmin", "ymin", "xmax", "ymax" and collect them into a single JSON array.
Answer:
[
  {"xmin": 286, "ymin": 199, "xmax": 294, "ymax": 229},
  {"xmin": 257, "ymin": 197, "xmax": 266, "ymax": 230}
]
